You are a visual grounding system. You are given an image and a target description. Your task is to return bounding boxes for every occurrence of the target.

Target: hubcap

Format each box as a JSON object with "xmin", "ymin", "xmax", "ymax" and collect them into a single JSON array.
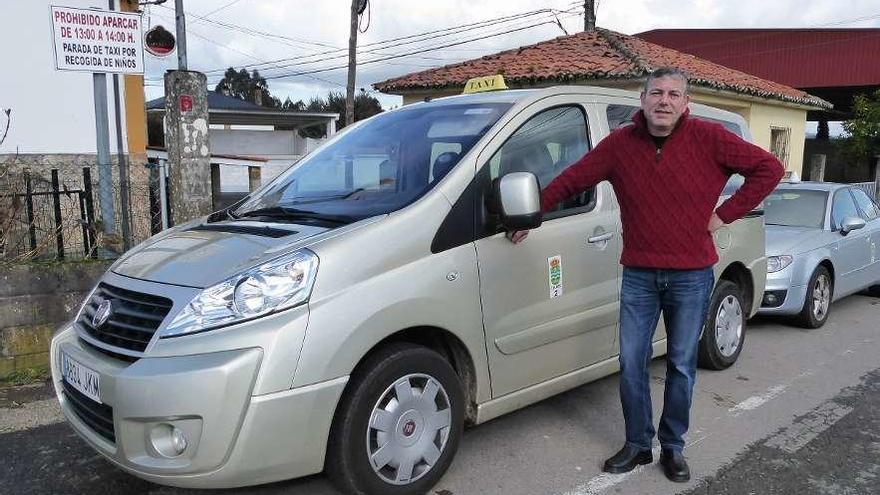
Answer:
[
  {"xmin": 366, "ymin": 373, "xmax": 452, "ymax": 485},
  {"xmin": 715, "ymin": 295, "xmax": 743, "ymax": 358},
  {"xmin": 812, "ymin": 274, "xmax": 831, "ymax": 321}
]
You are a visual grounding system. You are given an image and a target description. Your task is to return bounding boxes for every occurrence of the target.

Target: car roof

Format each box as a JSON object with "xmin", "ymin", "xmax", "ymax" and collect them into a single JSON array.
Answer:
[
  {"xmin": 405, "ymin": 85, "xmax": 748, "ymax": 131},
  {"xmin": 775, "ymin": 181, "xmax": 854, "ymax": 193}
]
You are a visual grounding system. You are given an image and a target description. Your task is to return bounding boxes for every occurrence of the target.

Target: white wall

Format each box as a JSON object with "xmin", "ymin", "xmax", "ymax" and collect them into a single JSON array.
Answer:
[
  {"xmin": 210, "ymin": 129, "xmax": 303, "ymax": 156},
  {"xmin": 0, "ymin": 0, "xmax": 127, "ymax": 154}
]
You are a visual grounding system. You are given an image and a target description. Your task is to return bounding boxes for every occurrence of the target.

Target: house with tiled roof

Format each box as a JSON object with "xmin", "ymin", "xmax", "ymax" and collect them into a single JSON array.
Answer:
[{"xmin": 374, "ymin": 28, "xmax": 831, "ymax": 175}]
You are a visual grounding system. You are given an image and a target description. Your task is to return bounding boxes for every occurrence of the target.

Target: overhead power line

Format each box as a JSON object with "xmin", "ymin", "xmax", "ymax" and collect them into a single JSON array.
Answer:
[
  {"xmin": 143, "ymin": 6, "xmax": 583, "ymax": 89},
  {"xmin": 145, "ymin": 6, "xmax": 581, "ymax": 83},
  {"xmin": 149, "ymin": 5, "xmax": 575, "ymax": 77}
]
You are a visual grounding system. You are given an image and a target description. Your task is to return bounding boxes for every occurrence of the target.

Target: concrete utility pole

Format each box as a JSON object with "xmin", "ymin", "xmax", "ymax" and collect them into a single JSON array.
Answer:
[
  {"xmin": 175, "ymin": 0, "xmax": 188, "ymax": 69},
  {"xmin": 584, "ymin": 0, "xmax": 596, "ymax": 31},
  {"xmin": 345, "ymin": 0, "xmax": 360, "ymax": 127},
  {"xmin": 164, "ymin": 71, "xmax": 212, "ymax": 225}
]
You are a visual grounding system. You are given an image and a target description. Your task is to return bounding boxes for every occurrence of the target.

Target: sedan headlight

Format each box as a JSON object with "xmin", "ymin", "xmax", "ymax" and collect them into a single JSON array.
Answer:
[
  {"xmin": 767, "ymin": 255, "xmax": 793, "ymax": 273},
  {"xmin": 163, "ymin": 249, "xmax": 319, "ymax": 337}
]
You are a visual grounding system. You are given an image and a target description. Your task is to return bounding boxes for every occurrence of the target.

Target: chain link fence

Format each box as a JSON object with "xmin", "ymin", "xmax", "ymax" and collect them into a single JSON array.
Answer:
[{"xmin": 0, "ymin": 158, "xmax": 167, "ymax": 262}]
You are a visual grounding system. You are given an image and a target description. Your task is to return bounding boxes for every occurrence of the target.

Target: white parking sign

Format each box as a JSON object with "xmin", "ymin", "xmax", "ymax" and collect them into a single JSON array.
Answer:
[{"xmin": 50, "ymin": 5, "xmax": 144, "ymax": 74}]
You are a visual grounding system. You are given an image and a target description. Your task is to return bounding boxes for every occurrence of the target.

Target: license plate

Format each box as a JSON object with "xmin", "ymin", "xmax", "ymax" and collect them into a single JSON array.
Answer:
[{"xmin": 61, "ymin": 352, "xmax": 102, "ymax": 404}]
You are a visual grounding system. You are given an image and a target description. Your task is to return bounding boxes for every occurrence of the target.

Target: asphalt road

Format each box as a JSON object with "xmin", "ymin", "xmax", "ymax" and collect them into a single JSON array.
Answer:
[{"xmin": 2, "ymin": 293, "xmax": 879, "ymax": 495}]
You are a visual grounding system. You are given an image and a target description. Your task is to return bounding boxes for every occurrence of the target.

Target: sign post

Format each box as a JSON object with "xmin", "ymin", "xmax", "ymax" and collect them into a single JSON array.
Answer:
[{"xmin": 50, "ymin": 5, "xmax": 143, "ymax": 243}]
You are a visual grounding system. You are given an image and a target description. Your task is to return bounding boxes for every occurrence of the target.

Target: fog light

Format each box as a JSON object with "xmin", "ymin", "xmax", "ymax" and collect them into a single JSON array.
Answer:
[
  {"xmin": 150, "ymin": 423, "xmax": 188, "ymax": 457},
  {"xmin": 762, "ymin": 290, "xmax": 787, "ymax": 308},
  {"xmin": 171, "ymin": 427, "xmax": 188, "ymax": 454}
]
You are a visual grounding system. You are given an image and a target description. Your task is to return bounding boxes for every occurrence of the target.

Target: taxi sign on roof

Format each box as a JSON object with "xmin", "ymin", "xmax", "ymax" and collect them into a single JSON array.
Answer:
[{"xmin": 463, "ymin": 75, "xmax": 508, "ymax": 94}]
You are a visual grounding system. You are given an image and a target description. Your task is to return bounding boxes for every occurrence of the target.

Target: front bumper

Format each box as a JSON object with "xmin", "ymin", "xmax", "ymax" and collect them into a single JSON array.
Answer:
[
  {"xmin": 757, "ymin": 267, "xmax": 807, "ymax": 315},
  {"xmin": 50, "ymin": 326, "xmax": 348, "ymax": 489}
]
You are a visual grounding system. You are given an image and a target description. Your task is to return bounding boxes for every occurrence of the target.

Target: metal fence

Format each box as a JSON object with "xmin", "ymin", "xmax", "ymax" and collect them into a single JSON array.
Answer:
[
  {"xmin": 853, "ymin": 181, "xmax": 878, "ymax": 201},
  {"xmin": 0, "ymin": 161, "xmax": 167, "ymax": 262}
]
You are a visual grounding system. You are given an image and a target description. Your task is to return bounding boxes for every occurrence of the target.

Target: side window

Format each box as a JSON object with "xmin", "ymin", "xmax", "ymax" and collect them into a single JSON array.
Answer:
[
  {"xmin": 851, "ymin": 188, "xmax": 880, "ymax": 221},
  {"xmin": 831, "ymin": 190, "xmax": 861, "ymax": 230},
  {"xmin": 606, "ymin": 104, "xmax": 639, "ymax": 130},
  {"xmin": 488, "ymin": 105, "xmax": 592, "ymax": 213}
]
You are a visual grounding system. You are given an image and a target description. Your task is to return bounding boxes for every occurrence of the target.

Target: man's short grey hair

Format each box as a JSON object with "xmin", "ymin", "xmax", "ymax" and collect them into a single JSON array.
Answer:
[{"xmin": 643, "ymin": 67, "xmax": 690, "ymax": 94}]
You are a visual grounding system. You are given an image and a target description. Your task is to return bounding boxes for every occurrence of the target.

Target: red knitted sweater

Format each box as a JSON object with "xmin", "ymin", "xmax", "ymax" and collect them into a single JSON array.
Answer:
[{"xmin": 540, "ymin": 109, "xmax": 784, "ymax": 269}]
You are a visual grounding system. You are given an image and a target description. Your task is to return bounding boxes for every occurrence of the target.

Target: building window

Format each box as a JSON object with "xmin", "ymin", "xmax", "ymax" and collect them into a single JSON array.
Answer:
[{"xmin": 770, "ymin": 127, "xmax": 791, "ymax": 166}]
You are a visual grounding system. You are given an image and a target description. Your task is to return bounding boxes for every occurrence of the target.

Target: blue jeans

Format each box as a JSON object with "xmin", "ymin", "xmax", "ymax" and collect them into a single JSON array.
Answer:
[{"xmin": 618, "ymin": 266, "xmax": 715, "ymax": 452}]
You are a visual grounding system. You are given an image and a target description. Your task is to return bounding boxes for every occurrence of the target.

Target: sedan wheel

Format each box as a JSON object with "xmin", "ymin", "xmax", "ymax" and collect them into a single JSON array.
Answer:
[
  {"xmin": 796, "ymin": 265, "xmax": 833, "ymax": 329},
  {"xmin": 811, "ymin": 274, "xmax": 831, "ymax": 321}
]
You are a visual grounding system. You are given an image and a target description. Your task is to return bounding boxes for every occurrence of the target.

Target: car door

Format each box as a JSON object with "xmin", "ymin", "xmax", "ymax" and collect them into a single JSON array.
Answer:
[
  {"xmin": 850, "ymin": 187, "xmax": 880, "ymax": 287},
  {"xmin": 830, "ymin": 188, "xmax": 872, "ymax": 297},
  {"xmin": 474, "ymin": 98, "xmax": 621, "ymax": 397}
]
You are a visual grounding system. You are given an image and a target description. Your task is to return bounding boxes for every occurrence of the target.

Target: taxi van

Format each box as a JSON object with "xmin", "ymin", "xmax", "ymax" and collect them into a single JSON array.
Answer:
[{"xmin": 51, "ymin": 81, "xmax": 767, "ymax": 495}]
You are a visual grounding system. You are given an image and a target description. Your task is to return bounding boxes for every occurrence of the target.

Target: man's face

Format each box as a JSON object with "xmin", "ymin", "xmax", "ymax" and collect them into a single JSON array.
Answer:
[{"xmin": 640, "ymin": 75, "xmax": 690, "ymax": 135}]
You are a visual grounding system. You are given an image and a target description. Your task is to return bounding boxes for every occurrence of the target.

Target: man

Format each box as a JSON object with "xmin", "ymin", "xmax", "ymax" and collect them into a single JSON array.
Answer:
[{"xmin": 509, "ymin": 67, "xmax": 783, "ymax": 482}]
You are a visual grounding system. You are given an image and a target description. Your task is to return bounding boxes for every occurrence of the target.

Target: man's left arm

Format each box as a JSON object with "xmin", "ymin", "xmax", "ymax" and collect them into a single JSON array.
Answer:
[{"xmin": 712, "ymin": 127, "xmax": 785, "ymax": 225}]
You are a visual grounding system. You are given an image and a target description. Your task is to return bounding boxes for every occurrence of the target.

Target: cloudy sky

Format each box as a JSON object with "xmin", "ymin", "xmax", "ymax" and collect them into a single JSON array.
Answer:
[{"xmin": 141, "ymin": 0, "xmax": 880, "ymax": 109}]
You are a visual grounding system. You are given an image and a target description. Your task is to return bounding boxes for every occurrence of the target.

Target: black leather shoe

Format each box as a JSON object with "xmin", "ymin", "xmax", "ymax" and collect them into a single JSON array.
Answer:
[
  {"xmin": 602, "ymin": 445, "xmax": 653, "ymax": 473},
  {"xmin": 659, "ymin": 449, "xmax": 690, "ymax": 482}
]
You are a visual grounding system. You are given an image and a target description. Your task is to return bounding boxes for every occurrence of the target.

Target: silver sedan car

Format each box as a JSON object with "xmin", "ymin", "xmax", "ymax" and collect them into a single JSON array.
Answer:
[{"xmin": 758, "ymin": 180, "xmax": 880, "ymax": 327}]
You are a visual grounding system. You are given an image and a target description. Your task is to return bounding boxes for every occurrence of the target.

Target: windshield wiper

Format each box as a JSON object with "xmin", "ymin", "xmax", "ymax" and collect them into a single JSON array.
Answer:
[{"xmin": 236, "ymin": 206, "xmax": 352, "ymax": 224}]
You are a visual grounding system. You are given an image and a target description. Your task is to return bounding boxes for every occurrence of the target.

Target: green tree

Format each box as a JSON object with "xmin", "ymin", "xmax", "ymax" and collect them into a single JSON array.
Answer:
[
  {"xmin": 214, "ymin": 68, "xmax": 281, "ymax": 108},
  {"xmin": 840, "ymin": 89, "xmax": 880, "ymax": 167},
  {"xmin": 299, "ymin": 89, "xmax": 383, "ymax": 138},
  {"xmin": 281, "ymin": 97, "xmax": 306, "ymax": 111}
]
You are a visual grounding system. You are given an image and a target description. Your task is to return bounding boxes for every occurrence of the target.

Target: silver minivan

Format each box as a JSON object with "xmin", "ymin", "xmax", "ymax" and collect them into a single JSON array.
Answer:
[{"xmin": 51, "ymin": 86, "xmax": 767, "ymax": 494}]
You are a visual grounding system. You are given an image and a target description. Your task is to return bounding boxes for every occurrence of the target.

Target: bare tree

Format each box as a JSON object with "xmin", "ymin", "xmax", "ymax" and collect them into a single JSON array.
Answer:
[{"xmin": 0, "ymin": 108, "xmax": 10, "ymax": 148}]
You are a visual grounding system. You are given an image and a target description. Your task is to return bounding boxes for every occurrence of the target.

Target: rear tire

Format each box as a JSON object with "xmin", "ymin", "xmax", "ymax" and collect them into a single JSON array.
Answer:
[
  {"xmin": 326, "ymin": 343, "xmax": 465, "ymax": 495},
  {"xmin": 698, "ymin": 280, "xmax": 746, "ymax": 370},
  {"xmin": 795, "ymin": 266, "xmax": 833, "ymax": 329}
]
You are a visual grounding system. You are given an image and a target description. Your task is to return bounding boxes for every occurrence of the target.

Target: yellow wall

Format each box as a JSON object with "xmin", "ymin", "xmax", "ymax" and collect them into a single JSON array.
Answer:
[
  {"xmin": 122, "ymin": 0, "xmax": 146, "ymax": 157},
  {"xmin": 399, "ymin": 83, "xmax": 811, "ymax": 175}
]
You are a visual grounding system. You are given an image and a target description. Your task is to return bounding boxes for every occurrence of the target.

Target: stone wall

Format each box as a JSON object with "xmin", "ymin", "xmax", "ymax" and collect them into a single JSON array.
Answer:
[{"xmin": 0, "ymin": 260, "xmax": 112, "ymax": 378}]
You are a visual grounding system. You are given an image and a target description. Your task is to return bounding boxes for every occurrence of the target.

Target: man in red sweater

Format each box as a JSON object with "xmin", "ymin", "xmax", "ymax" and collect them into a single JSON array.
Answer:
[{"xmin": 510, "ymin": 67, "xmax": 783, "ymax": 482}]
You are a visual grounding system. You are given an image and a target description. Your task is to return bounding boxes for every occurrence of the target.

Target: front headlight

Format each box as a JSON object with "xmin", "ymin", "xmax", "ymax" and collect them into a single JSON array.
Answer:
[
  {"xmin": 767, "ymin": 255, "xmax": 793, "ymax": 273},
  {"xmin": 163, "ymin": 249, "xmax": 319, "ymax": 337}
]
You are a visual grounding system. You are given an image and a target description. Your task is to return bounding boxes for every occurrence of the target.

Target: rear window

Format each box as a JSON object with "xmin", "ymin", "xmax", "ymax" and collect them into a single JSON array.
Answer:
[{"xmin": 764, "ymin": 189, "xmax": 828, "ymax": 229}]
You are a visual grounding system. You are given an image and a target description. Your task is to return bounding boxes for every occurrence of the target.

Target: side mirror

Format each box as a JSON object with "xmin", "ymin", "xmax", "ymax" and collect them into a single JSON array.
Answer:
[
  {"xmin": 839, "ymin": 216, "xmax": 866, "ymax": 235},
  {"xmin": 493, "ymin": 172, "xmax": 543, "ymax": 230}
]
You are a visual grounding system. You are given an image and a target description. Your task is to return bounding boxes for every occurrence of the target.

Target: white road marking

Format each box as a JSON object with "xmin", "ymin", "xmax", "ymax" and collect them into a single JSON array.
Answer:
[
  {"xmin": 764, "ymin": 401, "xmax": 853, "ymax": 453},
  {"xmin": 560, "ymin": 446, "xmax": 661, "ymax": 495},
  {"xmin": 727, "ymin": 384, "xmax": 788, "ymax": 416}
]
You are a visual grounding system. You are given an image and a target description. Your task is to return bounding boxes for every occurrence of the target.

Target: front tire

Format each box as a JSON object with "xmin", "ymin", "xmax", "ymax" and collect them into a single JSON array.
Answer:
[
  {"xmin": 795, "ymin": 266, "xmax": 833, "ymax": 329},
  {"xmin": 698, "ymin": 280, "xmax": 746, "ymax": 370},
  {"xmin": 326, "ymin": 343, "xmax": 465, "ymax": 495}
]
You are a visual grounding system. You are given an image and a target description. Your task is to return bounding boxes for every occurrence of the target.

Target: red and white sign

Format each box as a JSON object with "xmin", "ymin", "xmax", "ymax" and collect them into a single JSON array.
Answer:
[
  {"xmin": 179, "ymin": 95, "xmax": 193, "ymax": 113},
  {"xmin": 50, "ymin": 5, "xmax": 144, "ymax": 74}
]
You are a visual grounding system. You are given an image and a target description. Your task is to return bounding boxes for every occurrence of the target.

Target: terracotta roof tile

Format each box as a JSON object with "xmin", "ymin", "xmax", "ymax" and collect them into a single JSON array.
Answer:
[{"xmin": 374, "ymin": 28, "xmax": 830, "ymax": 109}]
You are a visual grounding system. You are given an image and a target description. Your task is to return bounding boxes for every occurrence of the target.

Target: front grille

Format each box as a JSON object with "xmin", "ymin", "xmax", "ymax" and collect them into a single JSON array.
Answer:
[
  {"xmin": 62, "ymin": 380, "xmax": 115, "ymax": 443},
  {"xmin": 77, "ymin": 283, "xmax": 173, "ymax": 353}
]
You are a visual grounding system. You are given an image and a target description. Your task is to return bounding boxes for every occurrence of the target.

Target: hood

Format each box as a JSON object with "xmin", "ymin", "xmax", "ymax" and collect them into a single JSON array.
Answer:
[
  {"xmin": 112, "ymin": 219, "xmax": 366, "ymax": 288},
  {"xmin": 765, "ymin": 225, "xmax": 825, "ymax": 256}
]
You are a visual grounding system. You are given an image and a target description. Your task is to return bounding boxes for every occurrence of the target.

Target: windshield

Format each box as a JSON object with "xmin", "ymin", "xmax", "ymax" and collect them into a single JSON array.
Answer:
[
  {"xmin": 234, "ymin": 102, "xmax": 513, "ymax": 222},
  {"xmin": 764, "ymin": 189, "xmax": 828, "ymax": 228}
]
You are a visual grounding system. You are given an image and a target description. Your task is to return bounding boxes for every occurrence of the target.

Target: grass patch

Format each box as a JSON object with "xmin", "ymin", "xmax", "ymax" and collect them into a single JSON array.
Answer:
[{"xmin": 0, "ymin": 365, "xmax": 51, "ymax": 387}]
